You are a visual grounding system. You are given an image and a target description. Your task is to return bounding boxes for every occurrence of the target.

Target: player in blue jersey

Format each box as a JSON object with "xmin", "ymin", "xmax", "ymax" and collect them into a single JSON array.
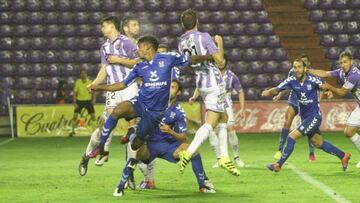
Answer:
[
  {"xmin": 112, "ymin": 80, "xmax": 215, "ymax": 196},
  {"xmin": 261, "ymin": 58, "xmax": 351, "ymax": 172}
]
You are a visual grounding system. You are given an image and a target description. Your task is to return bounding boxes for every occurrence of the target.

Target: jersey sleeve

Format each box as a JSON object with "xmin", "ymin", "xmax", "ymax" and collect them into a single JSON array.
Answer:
[
  {"xmin": 310, "ymin": 75, "xmax": 324, "ymax": 89},
  {"xmin": 122, "ymin": 64, "xmax": 139, "ymax": 85},
  {"xmin": 343, "ymin": 73, "xmax": 360, "ymax": 90},
  {"xmin": 100, "ymin": 45, "xmax": 108, "ymax": 65},
  {"xmin": 202, "ymin": 33, "xmax": 218, "ymax": 55},
  {"xmin": 123, "ymin": 40, "xmax": 138, "ymax": 59},
  {"xmin": 174, "ymin": 109, "xmax": 187, "ymax": 134},
  {"xmin": 232, "ymin": 74, "xmax": 243, "ymax": 92},
  {"xmin": 73, "ymin": 80, "xmax": 79, "ymax": 92},
  {"xmin": 171, "ymin": 52, "xmax": 190, "ymax": 68},
  {"xmin": 329, "ymin": 69, "xmax": 341, "ymax": 78},
  {"xmin": 276, "ymin": 77, "xmax": 294, "ymax": 92}
]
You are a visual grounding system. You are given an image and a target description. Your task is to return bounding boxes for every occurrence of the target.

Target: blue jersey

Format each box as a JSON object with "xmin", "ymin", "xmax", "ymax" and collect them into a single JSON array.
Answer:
[
  {"xmin": 287, "ymin": 69, "xmax": 298, "ymax": 107},
  {"xmin": 123, "ymin": 52, "xmax": 190, "ymax": 111},
  {"xmin": 276, "ymin": 74, "xmax": 323, "ymax": 119},
  {"xmin": 147, "ymin": 101, "xmax": 187, "ymax": 143}
]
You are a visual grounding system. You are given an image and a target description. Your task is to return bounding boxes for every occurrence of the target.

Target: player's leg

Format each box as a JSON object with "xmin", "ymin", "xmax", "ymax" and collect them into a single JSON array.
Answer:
[
  {"xmin": 311, "ymin": 133, "xmax": 350, "ymax": 171},
  {"xmin": 120, "ymin": 118, "xmax": 137, "ymax": 144},
  {"xmin": 343, "ymin": 106, "xmax": 360, "ymax": 168},
  {"xmin": 274, "ymin": 104, "xmax": 297, "ymax": 160},
  {"xmin": 307, "ymin": 136, "xmax": 316, "ymax": 162},
  {"xmin": 94, "ymin": 108, "xmax": 114, "ymax": 166},
  {"xmin": 209, "ymin": 130, "xmax": 221, "ymax": 168},
  {"xmin": 70, "ymin": 101, "xmax": 82, "ymax": 137},
  {"xmin": 226, "ymin": 105, "xmax": 244, "ymax": 167},
  {"xmin": 138, "ymin": 160, "xmax": 156, "ymax": 189}
]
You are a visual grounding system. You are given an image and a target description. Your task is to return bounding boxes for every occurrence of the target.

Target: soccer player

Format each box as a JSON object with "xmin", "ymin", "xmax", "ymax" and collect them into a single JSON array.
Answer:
[
  {"xmin": 177, "ymin": 9, "xmax": 240, "ymax": 176},
  {"xmin": 307, "ymin": 51, "xmax": 360, "ymax": 168},
  {"xmin": 78, "ymin": 16, "xmax": 139, "ymax": 176},
  {"xmin": 272, "ymin": 54, "xmax": 316, "ymax": 162},
  {"xmin": 70, "ymin": 69, "xmax": 96, "ymax": 137},
  {"xmin": 113, "ymin": 80, "xmax": 216, "ymax": 196},
  {"xmin": 261, "ymin": 58, "xmax": 351, "ymax": 172}
]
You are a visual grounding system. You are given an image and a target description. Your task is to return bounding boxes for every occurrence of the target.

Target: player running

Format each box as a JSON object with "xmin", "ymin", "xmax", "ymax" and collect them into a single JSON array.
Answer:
[
  {"xmin": 78, "ymin": 16, "xmax": 139, "ymax": 176},
  {"xmin": 308, "ymin": 51, "xmax": 360, "ymax": 168},
  {"xmin": 178, "ymin": 9, "xmax": 240, "ymax": 176},
  {"xmin": 262, "ymin": 58, "xmax": 351, "ymax": 173}
]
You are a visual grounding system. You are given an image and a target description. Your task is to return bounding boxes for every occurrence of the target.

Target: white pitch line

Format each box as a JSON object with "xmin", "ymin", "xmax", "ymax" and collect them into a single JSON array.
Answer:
[
  {"xmin": 0, "ymin": 138, "xmax": 14, "ymax": 146},
  {"xmin": 288, "ymin": 163, "xmax": 351, "ymax": 203}
]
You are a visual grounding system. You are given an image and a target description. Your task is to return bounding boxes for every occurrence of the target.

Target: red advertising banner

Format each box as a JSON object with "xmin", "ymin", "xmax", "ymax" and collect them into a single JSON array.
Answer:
[{"xmin": 201, "ymin": 101, "xmax": 358, "ymax": 133}]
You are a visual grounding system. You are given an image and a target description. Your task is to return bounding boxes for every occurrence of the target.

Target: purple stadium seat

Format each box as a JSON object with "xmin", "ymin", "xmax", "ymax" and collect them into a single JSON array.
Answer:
[
  {"xmin": 166, "ymin": 11, "xmax": 180, "ymax": 24},
  {"xmin": 248, "ymin": 61, "xmax": 263, "ymax": 73},
  {"xmin": 273, "ymin": 48, "xmax": 287, "ymax": 60},
  {"xmin": 211, "ymin": 11, "xmax": 225, "ymax": 23},
  {"xmin": 227, "ymin": 11, "xmax": 241, "ymax": 23},
  {"xmin": 318, "ymin": 0, "xmax": 333, "ymax": 9},
  {"xmin": 146, "ymin": 0, "xmax": 161, "ymax": 11},
  {"xmin": 350, "ymin": 34, "xmax": 360, "ymax": 46},
  {"xmin": 221, "ymin": 0, "xmax": 235, "ymax": 10},
  {"xmin": 79, "ymin": 37, "xmax": 96, "ymax": 49},
  {"xmin": 77, "ymin": 24, "xmax": 91, "ymax": 36},
  {"xmin": 28, "ymin": 12, "xmax": 43, "ymax": 24},
  {"xmin": 236, "ymin": 35, "xmax": 251, "ymax": 48},
  {"xmin": 61, "ymin": 24, "xmax": 76, "ymax": 36},
  {"xmin": 10, "ymin": 0, "xmax": 25, "ymax": 10},
  {"xmin": 216, "ymin": 24, "xmax": 231, "ymax": 36},
  {"xmin": 320, "ymin": 34, "xmax": 335, "ymax": 46},
  {"xmin": 255, "ymin": 74, "xmax": 270, "ymax": 87},
  {"xmin": 228, "ymin": 48, "xmax": 243, "ymax": 61},
  {"xmin": 231, "ymin": 23, "xmax": 246, "ymax": 35},
  {"xmin": 74, "ymin": 12, "xmax": 88, "ymax": 24},
  {"xmin": 31, "ymin": 37, "xmax": 47, "ymax": 50},
  {"xmin": 13, "ymin": 12, "xmax": 28, "ymax": 24},
  {"xmin": 325, "ymin": 10, "xmax": 339, "ymax": 21},
  {"xmin": 245, "ymin": 88, "xmax": 258, "ymax": 100},
  {"xmin": 309, "ymin": 10, "xmax": 324, "ymax": 22},
  {"xmin": 197, "ymin": 11, "xmax": 209, "ymax": 24},
  {"xmin": 168, "ymin": 24, "xmax": 182, "ymax": 36},
  {"xmin": 354, "ymin": 10, "xmax": 360, "ymax": 20},
  {"xmin": 44, "ymin": 25, "xmax": 59, "ymax": 36},
  {"xmin": 154, "ymin": 24, "xmax": 168, "ymax": 37},
  {"xmin": 59, "ymin": 50, "xmax": 75, "ymax": 62},
  {"xmin": 2, "ymin": 77, "xmax": 14, "ymax": 88},
  {"xmin": 42, "ymin": 0, "xmax": 56, "ymax": 11},
  {"xmin": 251, "ymin": 35, "xmax": 266, "ymax": 48},
  {"xmin": 348, "ymin": 0, "xmax": 360, "ymax": 8},
  {"xmin": 26, "ymin": 0, "xmax": 41, "ymax": 11},
  {"xmin": 333, "ymin": 0, "xmax": 346, "ymax": 8},
  {"xmin": 152, "ymin": 12, "xmax": 165, "ymax": 23},
  {"xmin": 72, "ymin": 0, "xmax": 87, "ymax": 11},
  {"xmin": 0, "ymin": 37, "xmax": 11, "ymax": 50},
  {"xmin": 241, "ymin": 11, "xmax": 255, "ymax": 23},
  {"xmin": 43, "ymin": 12, "xmax": 58, "ymax": 24},
  {"xmin": 58, "ymin": 12, "xmax": 74, "ymax": 24},
  {"xmin": 15, "ymin": 37, "xmax": 29, "ymax": 50},
  {"xmin": 29, "ymin": 25, "xmax": 44, "ymax": 36},
  {"xmin": 0, "ymin": 64, "xmax": 14, "ymax": 76},
  {"xmin": 272, "ymin": 73, "xmax": 287, "ymax": 86},
  {"xmin": 256, "ymin": 11, "xmax": 269, "ymax": 23},
  {"xmin": 315, "ymin": 22, "xmax": 329, "ymax": 34},
  {"xmin": 47, "ymin": 37, "xmax": 62, "ymax": 50},
  {"xmin": 0, "ymin": 25, "xmax": 11, "ymax": 37},
  {"xmin": 223, "ymin": 36, "xmax": 236, "ymax": 48},
  {"xmin": 232, "ymin": 61, "xmax": 248, "ymax": 74},
  {"xmin": 338, "ymin": 9, "xmax": 353, "ymax": 21},
  {"xmin": 205, "ymin": 0, "xmax": 220, "ymax": 10},
  {"xmin": 329, "ymin": 22, "xmax": 344, "ymax": 34},
  {"xmin": 193, "ymin": 0, "xmax": 205, "ymax": 11},
  {"xmin": 0, "ymin": 12, "xmax": 11, "ymax": 24},
  {"xmin": 335, "ymin": 34, "xmax": 350, "ymax": 46},
  {"xmin": 62, "ymin": 37, "xmax": 79, "ymax": 50},
  {"xmin": 345, "ymin": 22, "xmax": 359, "ymax": 34},
  {"xmin": 13, "ymin": 51, "xmax": 27, "ymax": 63},
  {"xmin": 267, "ymin": 35, "xmax": 281, "ymax": 47},
  {"xmin": 15, "ymin": 77, "xmax": 32, "ymax": 89},
  {"xmin": 259, "ymin": 23, "xmax": 274, "ymax": 35},
  {"xmin": 246, "ymin": 23, "xmax": 260, "ymax": 35},
  {"xmin": 58, "ymin": 0, "xmax": 71, "ymax": 11},
  {"xmin": 200, "ymin": 24, "xmax": 215, "ymax": 34},
  {"xmin": 77, "ymin": 50, "xmax": 90, "ymax": 63},
  {"xmin": 45, "ymin": 50, "xmax": 58, "ymax": 62},
  {"xmin": 0, "ymin": 51, "xmax": 12, "ymax": 63},
  {"xmin": 326, "ymin": 47, "xmax": 341, "ymax": 59},
  {"xmin": 61, "ymin": 64, "xmax": 77, "ymax": 76},
  {"xmin": 117, "ymin": 0, "xmax": 131, "ymax": 11},
  {"xmin": 30, "ymin": 64, "xmax": 46, "ymax": 76},
  {"xmin": 239, "ymin": 74, "xmax": 254, "ymax": 88},
  {"xmin": 101, "ymin": 0, "xmax": 117, "ymax": 11},
  {"xmin": 263, "ymin": 61, "xmax": 279, "ymax": 73},
  {"xmin": 48, "ymin": 77, "xmax": 59, "ymax": 90},
  {"xmin": 88, "ymin": 12, "xmax": 102, "ymax": 24},
  {"xmin": 131, "ymin": 0, "xmax": 146, "ymax": 11},
  {"xmin": 67, "ymin": 77, "xmax": 76, "ymax": 90},
  {"xmin": 234, "ymin": 0, "xmax": 249, "ymax": 10},
  {"xmin": 17, "ymin": 90, "xmax": 31, "ymax": 103},
  {"xmin": 13, "ymin": 25, "xmax": 29, "ymax": 37},
  {"xmin": 90, "ymin": 50, "xmax": 100, "ymax": 63},
  {"xmin": 259, "ymin": 48, "xmax": 273, "ymax": 60},
  {"xmin": 47, "ymin": 64, "xmax": 59, "ymax": 76},
  {"xmin": 249, "ymin": 0, "xmax": 262, "ymax": 10},
  {"xmin": 176, "ymin": 0, "xmax": 191, "ymax": 10},
  {"xmin": 279, "ymin": 61, "xmax": 292, "ymax": 73}
]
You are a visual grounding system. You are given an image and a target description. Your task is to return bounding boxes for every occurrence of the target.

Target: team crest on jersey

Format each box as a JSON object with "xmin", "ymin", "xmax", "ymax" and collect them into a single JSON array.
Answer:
[
  {"xmin": 170, "ymin": 111, "xmax": 176, "ymax": 119},
  {"xmin": 158, "ymin": 60, "xmax": 165, "ymax": 68},
  {"xmin": 307, "ymin": 84, "xmax": 312, "ymax": 90}
]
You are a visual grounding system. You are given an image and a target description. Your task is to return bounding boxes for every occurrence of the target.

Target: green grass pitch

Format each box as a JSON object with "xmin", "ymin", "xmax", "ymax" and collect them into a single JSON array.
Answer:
[{"xmin": 0, "ymin": 133, "xmax": 359, "ymax": 203}]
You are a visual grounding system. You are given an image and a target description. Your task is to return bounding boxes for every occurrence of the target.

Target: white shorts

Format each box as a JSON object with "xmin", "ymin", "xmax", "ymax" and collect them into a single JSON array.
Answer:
[
  {"xmin": 199, "ymin": 86, "xmax": 227, "ymax": 113},
  {"xmin": 347, "ymin": 106, "xmax": 360, "ymax": 127},
  {"xmin": 105, "ymin": 83, "xmax": 138, "ymax": 110}
]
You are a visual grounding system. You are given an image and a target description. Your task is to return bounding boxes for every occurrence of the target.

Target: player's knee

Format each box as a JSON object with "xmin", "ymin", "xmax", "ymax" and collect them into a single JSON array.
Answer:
[
  {"xmin": 131, "ymin": 138, "xmax": 144, "ymax": 150},
  {"xmin": 344, "ymin": 127, "xmax": 355, "ymax": 138}
]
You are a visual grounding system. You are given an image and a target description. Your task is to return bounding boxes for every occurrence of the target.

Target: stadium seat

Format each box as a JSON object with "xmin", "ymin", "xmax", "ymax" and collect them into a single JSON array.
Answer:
[
  {"xmin": 166, "ymin": 11, "xmax": 180, "ymax": 24},
  {"xmin": 10, "ymin": 0, "xmax": 26, "ymax": 11},
  {"xmin": 232, "ymin": 61, "xmax": 248, "ymax": 74},
  {"xmin": 13, "ymin": 25, "xmax": 29, "ymax": 37},
  {"xmin": 279, "ymin": 61, "xmax": 292, "ymax": 73},
  {"xmin": 58, "ymin": 12, "xmax": 74, "ymax": 24},
  {"xmin": 62, "ymin": 37, "xmax": 79, "ymax": 50},
  {"xmin": 353, "ymin": 10, "xmax": 360, "ymax": 20},
  {"xmin": 168, "ymin": 24, "xmax": 182, "ymax": 36},
  {"xmin": 48, "ymin": 77, "xmax": 59, "ymax": 90},
  {"xmin": 0, "ymin": 51, "xmax": 12, "ymax": 63},
  {"xmin": 74, "ymin": 12, "xmax": 89, "ymax": 24},
  {"xmin": 45, "ymin": 50, "xmax": 58, "ymax": 63},
  {"xmin": 267, "ymin": 35, "xmax": 281, "ymax": 47},
  {"xmin": 309, "ymin": 10, "xmax": 324, "ymax": 22},
  {"xmin": 0, "ymin": 37, "xmax": 11, "ymax": 50},
  {"xmin": 216, "ymin": 24, "xmax": 231, "ymax": 36},
  {"xmin": 28, "ymin": 12, "xmax": 43, "ymax": 24},
  {"xmin": 239, "ymin": 74, "xmax": 254, "ymax": 88},
  {"xmin": 325, "ymin": 10, "xmax": 339, "ymax": 21},
  {"xmin": 236, "ymin": 35, "xmax": 251, "ymax": 48},
  {"xmin": 338, "ymin": 9, "xmax": 353, "ymax": 21},
  {"xmin": 0, "ymin": 25, "xmax": 11, "ymax": 37},
  {"xmin": 0, "ymin": 64, "xmax": 14, "ymax": 76},
  {"xmin": 252, "ymin": 35, "xmax": 266, "ymax": 48},
  {"xmin": 152, "ymin": 12, "xmax": 165, "ymax": 24},
  {"xmin": 43, "ymin": 12, "xmax": 58, "ymax": 24},
  {"xmin": 329, "ymin": 22, "xmax": 345, "ymax": 34},
  {"xmin": 228, "ymin": 48, "xmax": 244, "ymax": 61},
  {"xmin": 335, "ymin": 34, "xmax": 350, "ymax": 46},
  {"xmin": 131, "ymin": 0, "xmax": 146, "ymax": 11},
  {"xmin": 241, "ymin": 11, "xmax": 255, "ymax": 23},
  {"xmin": 200, "ymin": 24, "xmax": 215, "ymax": 35},
  {"xmin": 255, "ymin": 74, "xmax": 271, "ymax": 87},
  {"xmin": 259, "ymin": 23, "xmax": 274, "ymax": 35},
  {"xmin": 48, "ymin": 64, "xmax": 60, "ymax": 76},
  {"xmin": 117, "ymin": 0, "xmax": 131, "ymax": 11},
  {"xmin": 350, "ymin": 34, "xmax": 360, "ymax": 46},
  {"xmin": 212, "ymin": 11, "xmax": 225, "ymax": 23},
  {"xmin": 234, "ymin": 0, "xmax": 249, "ymax": 10},
  {"xmin": 223, "ymin": 36, "xmax": 236, "ymax": 48},
  {"xmin": 220, "ymin": 0, "xmax": 235, "ymax": 10},
  {"xmin": 333, "ymin": 0, "xmax": 347, "ymax": 9},
  {"xmin": 77, "ymin": 24, "xmax": 92, "ymax": 36},
  {"xmin": 273, "ymin": 48, "xmax": 287, "ymax": 60},
  {"xmin": 0, "ymin": 12, "xmax": 11, "ymax": 24},
  {"xmin": 101, "ymin": 0, "xmax": 117, "ymax": 11},
  {"xmin": 42, "ymin": 0, "xmax": 56, "ymax": 11},
  {"xmin": 231, "ymin": 23, "xmax": 246, "ymax": 35},
  {"xmin": 88, "ymin": 12, "xmax": 102, "ymax": 24},
  {"xmin": 249, "ymin": 0, "xmax": 263, "ymax": 10},
  {"xmin": 259, "ymin": 48, "xmax": 273, "ymax": 60},
  {"xmin": 14, "ymin": 37, "xmax": 29, "ymax": 50},
  {"xmin": 256, "ymin": 11, "xmax": 269, "ymax": 23},
  {"xmin": 320, "ymin": 34, "xmax": 335, "ymax": 46},
  {"xmin": 31, "ymin": 37, "xmax": 47, "ymax": 50},
  {"xmin": 315, "ymin": 22, "xmax": 329, "ymax": 34},
  {"xmin": 272, "ymin": 73, "xmax": 287, "ymax": 86},
  {"xmin": 345, "ymin": 21, "xmax": 359, "ymax": 34},
  {"xmin": 248, "ymin": 61, "xmax": 263, "ymax": 73},
  {"xmin": 59, "ymin": 50, "xmax": 75, "ymax": 62},
  {"xmin": 29, "ymin": 25, "xmax": 44, "ymax": 36},
  {"xmin": 61, "ymin": 63, "xmax": 76, "ymax": 76},
  {"xmin": 77, "ymin": 50, "xmax": 90, "ymax": 63},
  {"xmin": 146, "ymin": 0, "xmax": 161, "ymax": 11},
  {"xmin": 26, "ymin": 0, "xmax": 41, "ymax": 11},
  {"xmin": 31, "ymin": 63, "xmax": 47, "ymax": 76},
  {"xmin": 61, "ymin": 25, "xmax": 76, "ymax": 36},
  {"xmin": 15, "ymin": 77, "xmax": 32, "ymax": 89},
  {"xmin": 246, "ymin": 23, "xmax": 260, "ymax": 35},
  {"xmin": 263, "ymin": 61, "xmax": 279, "ymax": 73},
  {"xmin": 326, "ymin": 47, "xmax": 342, "ymax": 59},
  {"xmin": 348, "ymin": 0, "xmax": 360, "ymax": 8},
  {"xmin": 227, "ymin": 11, "xmax": 241, "ymax": 23},
  {"xmin": 245, "ymin": 88, "xmax": 259, "ymax": 100},
  {"xmin": 13, "ymin": 51, "xmax": 27, "ymax": 63},
  {"xmin": 318, "ymin": 0, "xmax": 333, "ymax": 9},
  {"xmin": 304, "ymin": 0, "xmax": 319, "ymax": 9}
]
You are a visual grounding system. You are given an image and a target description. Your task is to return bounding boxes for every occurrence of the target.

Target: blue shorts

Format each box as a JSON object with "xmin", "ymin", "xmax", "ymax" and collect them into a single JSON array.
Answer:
[
  {"xmin": 288, "ymin": 91, "xmax": 299, "ymax": 115},
  {"xmin": 297, "ymin": 116, "xmax": 322, "ymax": 137},
  {"xmin": 147, "ymin": 140, "xmax": 182, "ymax": 163},
  {"xmin": 130, "ymin": 97, "xmax": 164, "ymax": 141}
]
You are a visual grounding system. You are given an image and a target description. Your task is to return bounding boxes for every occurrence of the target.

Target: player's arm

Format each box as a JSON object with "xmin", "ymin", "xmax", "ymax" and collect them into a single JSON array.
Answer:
[
  {"xmin": 261, "ymin": 87, "xmax": 279, "ymax": 97},
  {"xmin": 73, "ymin": 81, "xmax": 78, "ymax": 107},
  {"xmin": 106, "ymin": 56, "xmax": 141, "ymax": 68},
  {"xmin": 189, "ymin": 88, "xmax": 200, "ymax": 104},
  {"xmin": 189, "ymin": 55, "xmax": 213, "ymax": 64},
  {"xmin": 273, "ymin": 89, "xmax": 289, "ymax": 101},
  {"xmin": 307, "ymin": 69, "xmax": 332, "ymax": 78},
  {"xmin": 320, "ymin": 82, "xmax": 351, "ymax": 97},
  {"xmin": 238, "ymin": 90, "xmax": 245, "ymax": 116},
  {"xmin": 91, "ymin": 90, "xmax": 96, "ymax": 104},
  {"xmin": 91, "ymin": 82, "xmax": 127, "ymax": 92},
  {"xmin": 160, "ymin": 124, "xmax": 188, "ymax": 142},
  {"xmin": 212, "ymin": 35, "xmax": 226, "ymax": 68}
]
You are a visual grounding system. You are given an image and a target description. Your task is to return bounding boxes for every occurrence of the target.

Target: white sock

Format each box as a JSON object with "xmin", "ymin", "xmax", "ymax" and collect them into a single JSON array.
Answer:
[
  {"xmin": 209, "ymin": 131, "xmax": 221, "ymax": 159},
  {"xmin": 104, "ymin": 131, "xmax": 113, "ymax": 152},
  {"xmin": 86, "ymin": 128, "xmax": 100, "ymax": 153},
  {"xmin": 187, "ymin": 123, "xmax": 213, "ymax": 155},
  {"xmin": 350, "ymin": 133, "xmax": 360, "ymax": 151},
  {"xmin": 128, "ymin": 144, "xmax": 138, "ymax": 159},
  {"xmin": 228, "ymin": 130, "xmax": 239, "ymax": 158},
  {"xmin": 147, "ymin": 160, "xmax": 156, "ymax": 181},
  {"xmin": 138, "ymin": 162, "xmax": 149, "ymax": 181},
  {"xmin": 217, "ymin": 123, "xmax": 229, "ymax": 158}
]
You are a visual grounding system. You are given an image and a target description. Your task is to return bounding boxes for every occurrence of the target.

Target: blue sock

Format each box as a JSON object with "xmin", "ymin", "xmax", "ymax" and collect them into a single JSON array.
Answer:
[
  {"xmin": 277, "ymin": 137, "xmax": 296, "ymax": 166},
  {"xmin": 117, "ymin": 159, "xmax": 133, "ymax": 190},
  {"xmin": 320, "ymin": 140, "xmax": 345, "ymax": 159},
  {"xmin": 191, "ymin": 154, "xmax": 206, "ymax": 188},
  {"xmin": 100, "ymin": 115, "xmax": 118, "ymax": 144},
  {"xmin": 308, "ymin": 136, "xmax": 315, "ymax": 154},
  {"xmin": 278, "ymin": 128, "xmax": 289, "ymax": 151}
]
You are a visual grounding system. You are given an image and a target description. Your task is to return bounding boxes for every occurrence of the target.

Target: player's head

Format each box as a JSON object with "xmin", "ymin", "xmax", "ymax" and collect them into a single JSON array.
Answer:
[
  {"xmin": 339, "ymin": 51, "xmax": 353, "ymax": 72},
  {"xmin": 218, "ymin": 55, "xmax": 228, "ymax": 70},
  {"xmin": 79, "ymin": 69, "xmax": 88, "ymax": 80},
  {"xmin": 300, "ymin": 53, "xmax": 311, "ymax": 68},
  {"xmin": 170, "ymin": 79, "xmax": 182, "ymax": 100},
  {"xmin": 181, "ymin": 9, "xmax": 199, "ymax": 31},
  {"xmin": 157, "ymin": 44, "xmax": 169, "ymax": 53},
  {"xmin": 121, "ymin": 16, "xmax": 139, "ymax": 38},
  {"xmin": 137, "ymin": 35, "xmax": 159, "ymax": 60},
  {"xmin": 293, "ymin": 58, "xmax": 307, "ymax": 80},
  {"xmin": 100, "ymin": 16, "xmax": 121, "ymax": 38}
]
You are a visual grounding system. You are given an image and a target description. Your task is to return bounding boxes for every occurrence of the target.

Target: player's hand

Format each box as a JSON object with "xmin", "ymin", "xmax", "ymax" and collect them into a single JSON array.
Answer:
[
  {"xmin": 325, "ymin": 90, "xmax": 334, "ymax": 99},
  {"xmin": 160, "ymin": 124, "xmax": 172, "ymax": 134},
  {"xmin": 86, "ymin": 83, "xmax": 93, "ymax": 93},
  {"xmin": 239, "ymin": 109, "xmax": 246, "ymax": 118},
  {"xmin": 90, "ymin": 84, "xmax": 99, "ymax": 91},
  {"xmin": 107, "ymin": 55, "xmax": 120, "ymax": 64},
  {"xmin": 188, "ymin": 97, "xmax": 196, "ymax": 105},
  {"xmin": 214, "ymin": 35, "xmax": 223, "ymax": 45},
  {"xmin": 320, "ymin": 82, "xmax": 330, "ymax": 91},
  {"xmin": 261, "ymin": 89, "xmax": 270, "ymax": 97},
  {"xmin": 273, "ymin": 94, "xmax": 281, "ymax": 102}
]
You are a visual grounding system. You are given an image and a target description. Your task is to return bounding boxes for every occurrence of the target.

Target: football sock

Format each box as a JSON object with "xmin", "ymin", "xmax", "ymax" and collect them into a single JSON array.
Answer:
[
  {"xmin": 100, "ymin": 115, "xmax": 118, "ymax": 144},
  {"xmin": 228, "ymin": 130, "xmax": 239, "ymax": 158},
  {"xmin": 278, "ymin": 128, "xmax": 289, "ymax": 151},
  {"xmin": 350, "ymin": 133, "xmax": 360, "ymax": 151},
  {"xmin": 320, "ymin": 140, "xmax": 345, "ymax": 159},
  {"xmin": 277, "ymin": 137, "xmax": 296, "ymax": 166},
  {"xmin": 187, "ymin": 123, "xmax": 212, "ymax": 155},
  {"xmin": 218, "ymin": 123, "xmax": 229, "ymax": 158},
  {"xmin": 209, "ymin": 131, "xmax": 221, "ymax": 159},
  {"xmin": 191, "ymin": 154, "xmax": 206, "ymax": 187}
]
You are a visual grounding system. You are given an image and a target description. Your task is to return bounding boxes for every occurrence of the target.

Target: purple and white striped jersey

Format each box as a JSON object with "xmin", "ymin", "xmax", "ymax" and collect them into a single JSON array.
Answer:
[
  {"xmin": 178, "ymin": 30, "xmax": 223, "ymax": 89},
  {"xmin": 223, "ymin": 69, "xmax": 242, "ymax": 98},
  {"xmin": 330, "ymin": 65, "xmax": 360, "ymax": 106},
  {"xmin": 100, "ymin": 33, "xmax": 137, "ymax": 85}
]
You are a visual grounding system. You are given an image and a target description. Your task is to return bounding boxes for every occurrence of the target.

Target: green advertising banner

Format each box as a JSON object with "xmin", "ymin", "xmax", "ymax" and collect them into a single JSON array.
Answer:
[{"xmin": 16, "ymin": 103, "xmax": 201, "ymax": 137}]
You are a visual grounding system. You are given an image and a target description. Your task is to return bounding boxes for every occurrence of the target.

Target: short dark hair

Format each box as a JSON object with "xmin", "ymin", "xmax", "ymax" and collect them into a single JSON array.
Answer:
[
  {"xmin": 181, "ymin": 9, "xmax": 198, "ymax": 30},
  {"xmin": 121, "ymin": 16, "xmax": 138, "ymax": 34},
  {"xmin": 300, "ymin": 53, "xmax": 309, "ymax": 59},
  {"xmin": 158, "ymin": 44, "xmax": 169, "ymax": 51},
  {"xmin": 101, "ymin": 16, "xmax": 121, "ymax": 31},
  {"xmin": 172, "ymin": 79, "xmax": 183, "ymax": 93},
  {"xmin": 137, "ymin": 35, "xmax": 159, "ymax": 50},
  {"xmin": 340, "ymin": 51, "xmax": 353, "ymax": 60},
  {"xmin": 294, "ymin": 58, "xmax": 306, "ymax": 67}
]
